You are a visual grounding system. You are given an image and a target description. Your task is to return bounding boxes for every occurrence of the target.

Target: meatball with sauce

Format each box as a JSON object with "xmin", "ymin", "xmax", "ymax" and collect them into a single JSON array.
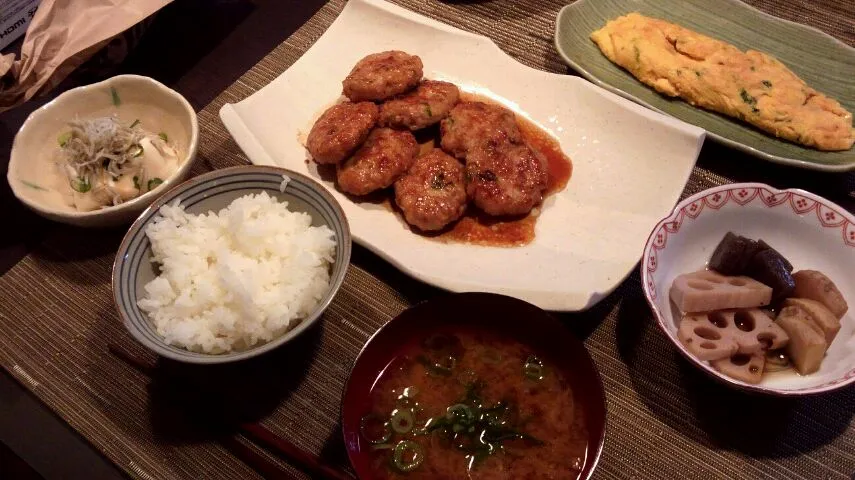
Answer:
[
  {"xmin": 465, "ymin": 143, "xmax": 548, "ymax": 216},
  {"xmin": 306, "ymin": 102, "xmax": 378, "ymax": 164},
  {"xmin": 379, "ymin": 80, "xmax": 460, "ymax": 131},
  {"xmin": 440, "ymin": 101, "xmax": 523, "ymax": 159},
  {"xmin": 342, "ymin": 51, "xmax": 423, "ymax": 102},
  {"xmin": 394, "ymin": 149, "xmax": 467, "ymax": 231},
  {"xmin": 337, "ymin": 128, "xmax": 419, "ymax": 196}
]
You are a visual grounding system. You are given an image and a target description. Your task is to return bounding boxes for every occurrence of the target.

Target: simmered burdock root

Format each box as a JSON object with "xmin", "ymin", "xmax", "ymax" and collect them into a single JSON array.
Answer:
[
  {"xmin": 465, "ymin": 143, "xmax": 547, "ymax": 216},
  {"xmin": 711, "ymin": 352, "xmax": 765, "ymax": 384},
  {"xmin": 440, "ymin": 101, "xmax": 523, "ymax": 159},
  {"xmin": 306, "ymin": 102, "xmax": 378, "ymax": 164},
  {"xmin": 379, "ymin": 80, "xmax": 460, "ymax": 130},
  {"xmin": 792, "ymin": 270, "xmax": 848, "ymax": 319},
  {"xmin": 670, "ymin": 270, "xmax": 772, "ymax": 313},
  {"xmin": 782, "ymin": 298, "xmax": 841, "ymax": 345},
  {"xmin": 776, "ymin": 305, "xmax": 828, "ymax": 375},
  {"xmin": 342, "ymin": 51, "xmax": 423, "ymax": 102},
  {"xmin": 337, "ymin": 128, "xmax": 418, "ymax": 196},
  {"xmin": 394, "ymin": 149, "xmax": 467, "ymax": 231}
]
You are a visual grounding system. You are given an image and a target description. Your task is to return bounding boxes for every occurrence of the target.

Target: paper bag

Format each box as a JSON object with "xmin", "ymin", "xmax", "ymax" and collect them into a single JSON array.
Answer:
[{"xmin": 0, "ymin": 0, "xmax": 172, "ymax": 113}]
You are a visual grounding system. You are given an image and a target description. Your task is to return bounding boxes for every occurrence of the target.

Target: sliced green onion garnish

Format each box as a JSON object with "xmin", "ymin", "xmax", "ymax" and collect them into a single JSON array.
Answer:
[
  {"xmin": 401, "ymin": 386, "xmax": 418, "ymax": 398},
  {"xmin": 371, "ymin": 443, "xmax": 394, "ymax": 451},
  {"xmin": 360, "ymin": 414, "xmax": 392, "ymax": 445},
  {"xmin": 158, "ymin": 132, "xmax": 168, "ymax": 142},
  {"xmin": 57, "ymin": 131, "xmax": 71, "ymax": 147},
  {"xmin": 392, "ymin": 440, "xmax": 424, "ymax": 473},
  {"xmin": 396, "ymin": 386, "xmax": 419, "ymax": 410},
  {"xmin": 21, "ymin": 180, "xmax": 47, "ymax": 191},
  {"xmin": 523, "ymin": 355, "xmax": 544, "ymax": 381},
  {"xmin": 446, "ymin": 403, "xmax": 474, "ymax": 427},
  {"xmin": 71, "ymin": 176, "xmax": 91, "ymax": 193},
  {"xmin": 129, "ymin": 119, "xmax": 140, "ymax": 128},
  {"xmin": 129, "ymin": 144, "xmax": 144, "ymax": 157},
  {"xmin": 390, "ymin": 409, "xmax": 414, "ymax": 434},
  {"xmin": 147, "ymin": 178, "xmax": 163, "ymax": 191},
  {"xmin": 433, "ymin": 355, "xmax": 456, "ymax": 374},
  {"xmin": 133, "ymin": 176, "xmax": 140, "ymax": 190},
  {"xmin": 417, "ymin": 354, "xmax": 456, "ymax": 376},
  {"xmin": 110, "ymin": 87, "xmax": 121, "ymax": 106}
]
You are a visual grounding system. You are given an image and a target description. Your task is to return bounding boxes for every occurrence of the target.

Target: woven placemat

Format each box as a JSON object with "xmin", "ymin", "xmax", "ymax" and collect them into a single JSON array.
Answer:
[{"xmin": 2, "ymin": 1, "xmax": 855, "ymax": 479}]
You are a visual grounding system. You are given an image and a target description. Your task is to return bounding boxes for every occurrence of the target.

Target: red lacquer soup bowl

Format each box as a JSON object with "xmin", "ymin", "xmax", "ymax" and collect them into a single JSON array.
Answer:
[{"xmin": 341, "ymin": 292, "xmax": 607, "ymax": 479}]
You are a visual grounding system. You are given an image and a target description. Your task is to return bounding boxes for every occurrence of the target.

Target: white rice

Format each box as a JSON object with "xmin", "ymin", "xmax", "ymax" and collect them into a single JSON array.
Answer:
[{"xmin": 137, "ymin": 191, "xmax": 336, "ymax": 354}]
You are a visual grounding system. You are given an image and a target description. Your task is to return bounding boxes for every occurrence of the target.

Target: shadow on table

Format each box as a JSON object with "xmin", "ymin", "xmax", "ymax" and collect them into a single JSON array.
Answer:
[
  {"xmin": 693, "ymin": 141, "xmax": 855, "ymax": 206},
  {"xmin": 142, "ymin": 321, "xmax": 324, "ymax": 443},
  {"xmin": 350, "ymin": 244, "xmax": 444, "ymax": 307},
  {"xmin": 24, "ymin": 227, "xmax": 125, "ymax": 286},
  {"xmin": 319, "ymin": 420, "xmax": 354, "ymax": 474},
  {"xmin": 438, "ymin": 0, "xmax": 554, "ymax": 21},
  {"xmin": 615, "ymin": 291, "xmax": 855, "ymax": 457}
]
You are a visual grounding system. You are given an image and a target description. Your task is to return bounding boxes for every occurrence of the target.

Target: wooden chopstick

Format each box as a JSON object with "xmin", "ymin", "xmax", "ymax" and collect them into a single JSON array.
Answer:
[
  {"xmin": 220, "ymin": 436, "xmax": 292, "ymax": 480},
  {"xmin": 108, "ymin": 344, "xmax": 355, "ymax": 480},
  {"xmin": 240, "ymin": 422, "xmax": 354, "ymax": 480}
]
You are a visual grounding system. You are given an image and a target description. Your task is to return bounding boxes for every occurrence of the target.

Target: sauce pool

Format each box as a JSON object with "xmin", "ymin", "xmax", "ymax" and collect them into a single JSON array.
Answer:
[
  {"xmin": 373, "ymin": 92, "xmax": 572, "ymax": 247},
  {"xmin": 431, "ymin": 93, "xmax": 572, "ymax": 247}
]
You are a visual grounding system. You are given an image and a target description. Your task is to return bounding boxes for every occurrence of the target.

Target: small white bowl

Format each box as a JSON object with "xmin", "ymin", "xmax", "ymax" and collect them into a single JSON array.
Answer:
[
  {"xmin": 7, "ymin": 75, "xmax": 199, "ymax": 227},
  {"xmin": 641, "ymin": 183, "xmax": 855, "ymax": 395}
]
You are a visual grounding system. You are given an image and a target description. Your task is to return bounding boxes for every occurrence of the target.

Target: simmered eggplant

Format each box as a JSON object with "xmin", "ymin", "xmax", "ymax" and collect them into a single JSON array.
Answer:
[
  {"xmin": 708, "ymin": 232, "xmax": 760, "ymax": 275},
  {"xmin": 747, "ymin": 249, "xmax": 795, "ymax": 303}
]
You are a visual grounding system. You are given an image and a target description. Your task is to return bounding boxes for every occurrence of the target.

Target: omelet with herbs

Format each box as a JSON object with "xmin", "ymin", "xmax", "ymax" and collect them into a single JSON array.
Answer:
[{"xmin": 591, "ymin": 13, "xmax": 854, "ymax": 151}]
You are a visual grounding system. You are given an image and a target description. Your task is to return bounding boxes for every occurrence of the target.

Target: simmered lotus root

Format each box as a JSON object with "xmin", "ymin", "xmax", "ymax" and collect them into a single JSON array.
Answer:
[
  {"xmin": 679, "ymin": 309, "xmax": 788, "ymax": 362},
  {"xmin": 670, "ymin": 270, "xmax": 772, "ymax": 313},
  {"xmin": 782, "ymin": 298, "xmax": 841, "ymax": 345},
  {"xmin": 677, "ymin": 314, "xmax": 738, "ymax": 361},
  {"xmin": 792, "ymin": 270, "xmax": 848, "ymax": 319},
  {"xmin": 775, "ymin": 305, "xmax": 827, "ymax": 375},
  {"xmin": 727, "ymin": 309, "xmax": 789, "ymax": 354},
  {"xmin": 711, "ymin": 352, "xmax": 765, "ymax": 384}
]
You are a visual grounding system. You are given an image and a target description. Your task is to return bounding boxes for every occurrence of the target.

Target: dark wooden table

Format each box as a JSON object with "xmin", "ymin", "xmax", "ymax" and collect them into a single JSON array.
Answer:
[
  {"xmin": 0, "ymin": 1, "xmax": 326, "ymax": 477},
  {"xmin": 2, "ymin": 0, "xmax": 854, "ymax": 478}
]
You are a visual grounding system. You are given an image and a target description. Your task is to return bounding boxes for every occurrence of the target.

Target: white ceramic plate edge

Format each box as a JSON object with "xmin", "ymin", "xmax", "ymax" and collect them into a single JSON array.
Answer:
[{"xmin": 219, "ymin": 0, "xmax": 706, "ymax": 311}]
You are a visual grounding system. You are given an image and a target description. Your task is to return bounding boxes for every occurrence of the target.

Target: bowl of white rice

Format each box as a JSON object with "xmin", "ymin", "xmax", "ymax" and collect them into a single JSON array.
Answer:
[{"xmin": 112, "ymin": 166, "xmax": 351, "ymax": 363}]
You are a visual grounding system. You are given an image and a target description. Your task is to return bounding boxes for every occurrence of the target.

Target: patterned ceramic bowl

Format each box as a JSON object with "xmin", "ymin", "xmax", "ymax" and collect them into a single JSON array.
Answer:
[
  {"xmin": 113, "ymin": 166, "xmax": 351, "ymax": 364},
  {"xmin": 642, "ymin": 183, "xmax": 855, "ymax": 395}
]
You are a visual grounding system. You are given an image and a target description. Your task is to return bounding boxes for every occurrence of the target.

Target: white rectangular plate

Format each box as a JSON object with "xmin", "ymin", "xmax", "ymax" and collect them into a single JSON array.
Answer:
[{"xmin": 220, "ymin": 0, "xmax": 705, "ymax": 311}]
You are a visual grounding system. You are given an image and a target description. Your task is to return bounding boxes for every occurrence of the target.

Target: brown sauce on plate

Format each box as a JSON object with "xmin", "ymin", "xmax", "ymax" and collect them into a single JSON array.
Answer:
[
  {"xmin": 338, "ymin": 92, "xmax": 572, "ymax": 247},
  {"xmin": 429, "ymin": 93, "xmax": 572, "ymax": 247},
  {"xmin": 359, "ymin": 329, "xmax": 587, "ymax": 479}
]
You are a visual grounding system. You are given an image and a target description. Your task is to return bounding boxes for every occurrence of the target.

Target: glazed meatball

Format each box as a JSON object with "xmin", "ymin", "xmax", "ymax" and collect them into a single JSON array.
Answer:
[
  {"xmin": 394, "ymin": 149, "xmax": 467, "ymax": 231},
  {"xmin": 342, "ymin": 51, "xmax": 423, "ymax": 102},
  {"xmin": 440, "ymin": 101, "xmax": 522, "ymax": 158},
  {"xmin": 379, "ymin": 80, "xmax": 460, "ymax": 130},
  {"xmin": 465, "ymin": 143, "xmax": 548, "ymax": 216},
  {"xmin": 337, "ymin": 128, "xmax": 418, "ymax": 196},
  {"xmin": 306, "ymin": 102, "xmax": 378, "ymax": 164}
]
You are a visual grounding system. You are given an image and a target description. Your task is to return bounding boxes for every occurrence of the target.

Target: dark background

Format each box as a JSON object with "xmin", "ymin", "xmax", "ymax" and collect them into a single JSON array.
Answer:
[{"xmin": 0, "ymin": 0, "xmax": 327, "ymax": 477}]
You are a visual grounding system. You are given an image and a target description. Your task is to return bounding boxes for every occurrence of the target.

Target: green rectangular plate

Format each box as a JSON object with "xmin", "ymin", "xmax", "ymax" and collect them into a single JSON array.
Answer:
[{"xmin": 555, "ymin": 0, "xmax": 855, "ymax": 171}]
